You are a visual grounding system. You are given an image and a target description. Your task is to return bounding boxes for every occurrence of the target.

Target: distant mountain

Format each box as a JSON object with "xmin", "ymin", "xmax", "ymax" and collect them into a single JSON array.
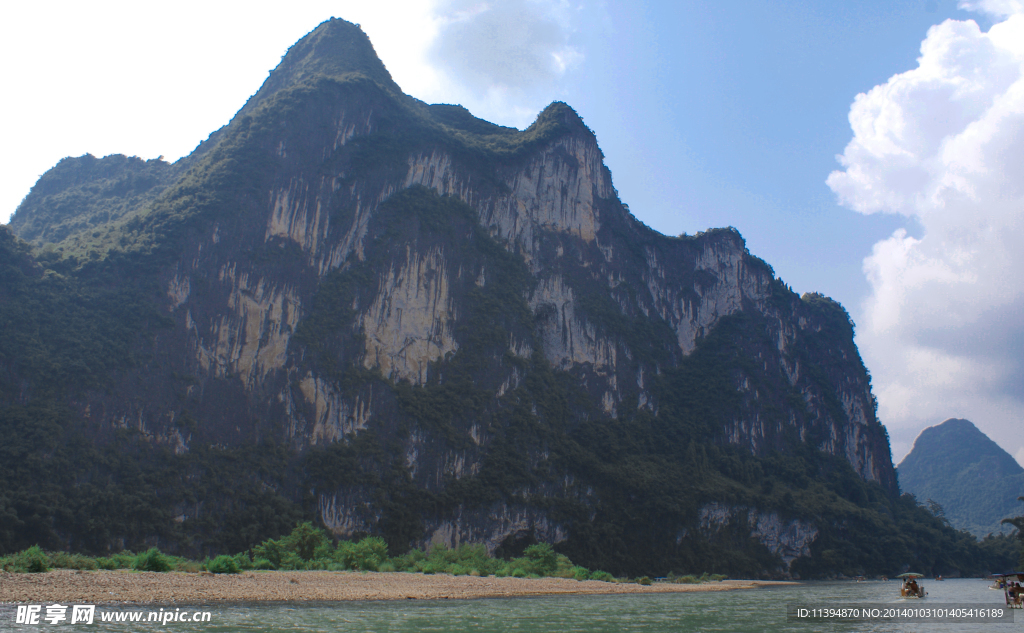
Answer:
[{"xmin": 898, "ymin": 418, "xmax": 1024, "ymax": 537}]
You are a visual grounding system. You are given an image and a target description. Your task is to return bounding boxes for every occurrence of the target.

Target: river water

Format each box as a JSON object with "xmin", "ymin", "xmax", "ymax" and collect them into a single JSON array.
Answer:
[{"xmin": 3, "ymin": 578, "xmax": 1016, "ymax": 632}]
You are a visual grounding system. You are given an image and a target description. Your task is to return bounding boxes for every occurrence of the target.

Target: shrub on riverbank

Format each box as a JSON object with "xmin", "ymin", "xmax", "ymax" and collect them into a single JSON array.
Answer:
[
  {"xmin": 134, "ymin": 548, "xmax": 172, "ymax": 572},
  {"xmin": 207, "ymin": 555, "xmax": 241, "ymax": 574},
  {"xmin": 1, "ymin": 545, "xmax": 50, "ymax": 572}
]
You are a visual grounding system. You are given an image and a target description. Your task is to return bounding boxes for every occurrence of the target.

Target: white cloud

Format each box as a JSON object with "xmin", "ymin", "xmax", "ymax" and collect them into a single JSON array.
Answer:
[
  {"xmin": 828, "ymin": 9, "xmax": 1024, "ymax": 459},
  {"xmin": 959, "ymin": 0, "xmax": 1024, "ymax": 18},
  {"xmin": 425, "ymin": 0, "xmax": 584, "ymax": 127}
]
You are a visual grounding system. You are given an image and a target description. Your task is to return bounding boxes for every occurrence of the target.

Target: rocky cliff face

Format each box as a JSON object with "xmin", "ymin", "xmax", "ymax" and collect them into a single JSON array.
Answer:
[
  {"xmin": 5, "ymin": 18, "xmax": 898, "ymax": 575},
  {"xmin": 685, "ymin": 502, "xmax": 819, "ymax": 571}
]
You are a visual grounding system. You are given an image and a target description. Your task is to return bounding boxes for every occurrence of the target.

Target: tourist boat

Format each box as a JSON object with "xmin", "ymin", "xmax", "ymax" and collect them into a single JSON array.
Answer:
[
  {"xmin": 992, "ymin": 573, "xmax": 1024, "ymax": 608},
  {"xmin": 897, "ymin": 572, "xmax": 926, "ymax": 598}
]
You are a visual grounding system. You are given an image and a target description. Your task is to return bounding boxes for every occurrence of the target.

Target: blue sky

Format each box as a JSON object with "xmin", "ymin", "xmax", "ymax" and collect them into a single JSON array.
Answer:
[{"xmin": 3, "ymin": 0, "xmax": 1022, "ymax": 464}]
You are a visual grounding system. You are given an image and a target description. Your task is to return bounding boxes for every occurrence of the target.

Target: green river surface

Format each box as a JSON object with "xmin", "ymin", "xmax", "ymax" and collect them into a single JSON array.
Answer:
[{"xmin": 3, "ymin": 578, "xmax": 1018, "ymax": 632}]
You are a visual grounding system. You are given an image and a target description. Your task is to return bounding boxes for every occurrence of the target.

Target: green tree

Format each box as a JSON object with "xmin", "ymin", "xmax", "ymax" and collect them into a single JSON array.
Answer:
[
  {"xmin": 280, "ymin": 522, "xmax": 329, "ymax": 561},
  {"xmin": 1001, "ymin": 496, "xmax": 1024, "ymax": 568}
]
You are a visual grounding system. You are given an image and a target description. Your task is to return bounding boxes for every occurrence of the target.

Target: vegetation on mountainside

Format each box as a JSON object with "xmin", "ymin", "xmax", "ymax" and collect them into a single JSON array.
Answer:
[
  {"xmin": 9, "ymin": 154, "xmax": 173, "ymax": 252},
  {"xmin": 0, "ymin": 407, "xmax": 305, "ymax": 558},
  {"xmin": 0, "ymin": 227, "xmax": 170, "ymax": 398}
]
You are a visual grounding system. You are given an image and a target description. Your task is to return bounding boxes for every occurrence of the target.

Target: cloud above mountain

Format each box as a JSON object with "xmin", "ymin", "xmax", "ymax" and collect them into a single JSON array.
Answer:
[
  {"xmin": 827, "ymin": 6, "xmax": 1024, "ymax": 461},
  {"xmin": 424, "ymin": 0, "xmax": 584, "ymax": 126},
  {"xmin": 432, "ymin": 0, "xmax": 581, "ymax": 87}
]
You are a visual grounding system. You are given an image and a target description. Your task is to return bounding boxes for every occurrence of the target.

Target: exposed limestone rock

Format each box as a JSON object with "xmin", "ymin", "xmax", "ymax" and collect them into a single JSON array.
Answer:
[
  {"xmin": 320, "ymin": 490, "xmax": 382, "ymax": 537},
  {"xmin": 361, "ymin": 245, "xmax": 458, "ymax": 384},
  {"xmin": 439, "ymin": 450, "xmax": 480, "ymax": 480},
  {"xmin": 691, "ymin": 502, "xmax": 818, "ymax": 571},
  {"xmin": 495, "ymin": 367, "xmax": 523, "ymax": 398},
  {"xmin": 494, "ymin": 136, "xmax": 607, "ymax": 245},
  {"xmin": 331, "ymin": 108, "xmax": 376, "ymax": 152},
  {"xmin": 404, "ymin": 151, "xmax": 474, "ymax": 204},
  {"xmin": 300, "ymin": 374, "xmax": 372, "ymax": 444},
  {"xmin": 321, "ymin": 195, "xmax": 374, "ymax": 274},
  {"xmin": 646, "ymin": 240, "xmax": 773, "ymax": 355},
  {"xmin": 405, "ymin": 135, "xmax": 610, "ymax": 265},
  {"xmin": 405, "ymin": 429, "xmax": 425, "ymax": 476},
  {"xmin": 167, "ymin": 273, "xmax": 191, "ymax": 310},
  {"xmin": 185, "ymin": 267, "xmax": 301, "ymax": 387},
  {"xmin": 423, "ymin": 504, "xmax": 567, "ymax": 554},
  {"xmin": 530, "ymin": 275, "xmax": 616, "ymax": 373},
  {"xmin": 266, "ymin": 179, "xmax": 330, "ymax": 257}
]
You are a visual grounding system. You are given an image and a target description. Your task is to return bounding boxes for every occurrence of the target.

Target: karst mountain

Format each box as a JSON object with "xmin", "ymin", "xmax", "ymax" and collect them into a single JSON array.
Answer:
[{"xmin": 0, "ymin": 18, "xmax": 1010, "ymax": 577}]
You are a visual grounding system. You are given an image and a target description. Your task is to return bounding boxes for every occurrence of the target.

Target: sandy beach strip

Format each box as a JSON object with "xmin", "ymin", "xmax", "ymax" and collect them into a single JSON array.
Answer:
[{"xmin": 0, "ymin": 570, "xmax": 792, "ymax": 604}]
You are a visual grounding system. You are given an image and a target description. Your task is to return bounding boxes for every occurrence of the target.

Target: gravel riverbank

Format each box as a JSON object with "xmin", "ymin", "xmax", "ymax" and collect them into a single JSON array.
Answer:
[{"xmin": 0, "ymin": 570, "xmax": 791, "ymax": 604}]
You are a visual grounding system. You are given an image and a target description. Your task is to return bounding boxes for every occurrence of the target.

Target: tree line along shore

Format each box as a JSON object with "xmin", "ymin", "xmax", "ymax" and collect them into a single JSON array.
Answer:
[{"xmin": 0, "ymin": 523, "xmax": 727, "ymax": 587}]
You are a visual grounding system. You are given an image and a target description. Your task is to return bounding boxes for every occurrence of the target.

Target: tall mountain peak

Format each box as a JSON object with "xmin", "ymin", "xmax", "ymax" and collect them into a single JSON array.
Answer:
[
  {"xmin": 533, "ymin": 101, "xmax": 588, "ymax": 130},
  {"xmin": 236, "ymin": 18, "xmax": 401, "ymax": 119}
]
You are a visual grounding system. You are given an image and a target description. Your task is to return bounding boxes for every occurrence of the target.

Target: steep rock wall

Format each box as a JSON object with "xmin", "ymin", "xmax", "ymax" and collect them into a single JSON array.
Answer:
[{"xmin": 101, "ymin": 76, "xmax": 892, "ymax": 494}]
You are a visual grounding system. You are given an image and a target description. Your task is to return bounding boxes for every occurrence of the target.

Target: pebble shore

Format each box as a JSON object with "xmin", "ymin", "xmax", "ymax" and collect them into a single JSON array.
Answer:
[{"xmin": 0, "ymin": 570, "xmax": 789, "ymax": 604}]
